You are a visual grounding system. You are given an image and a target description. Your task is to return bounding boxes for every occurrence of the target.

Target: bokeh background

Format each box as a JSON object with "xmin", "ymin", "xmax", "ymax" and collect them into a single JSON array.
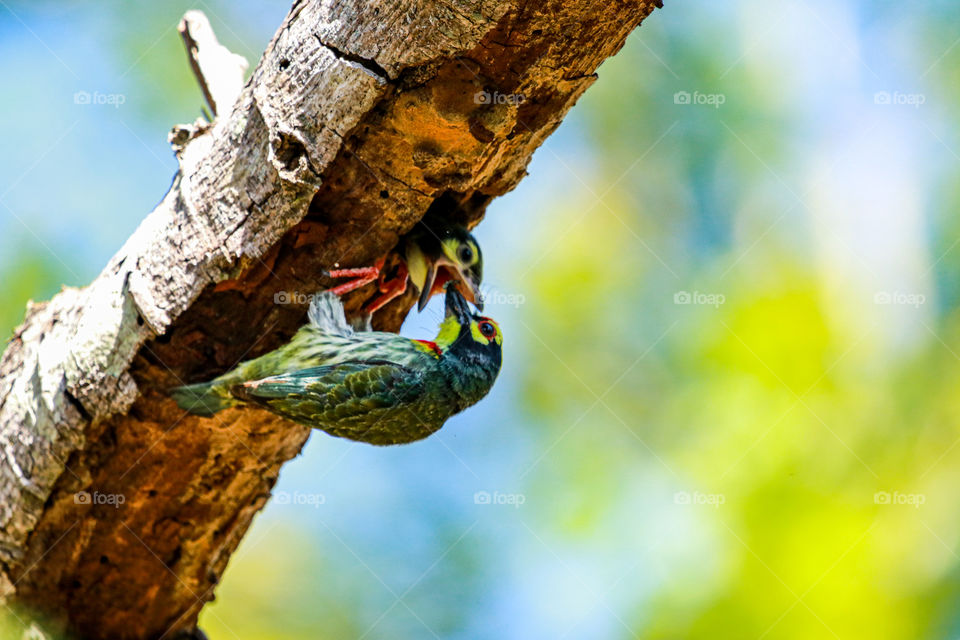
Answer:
[{"xmin": 3, "ymin": 1, "xmax": 960, "ymax": 638}]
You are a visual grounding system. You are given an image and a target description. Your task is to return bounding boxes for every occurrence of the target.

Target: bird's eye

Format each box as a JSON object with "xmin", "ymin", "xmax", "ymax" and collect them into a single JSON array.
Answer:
[
  {"xmin": 479, "ymin": 321, "xmax": 496, "ymax": 339},
  {"xmin": 457, "ymin": 244, "xmax": 474, "ymax": 264}
]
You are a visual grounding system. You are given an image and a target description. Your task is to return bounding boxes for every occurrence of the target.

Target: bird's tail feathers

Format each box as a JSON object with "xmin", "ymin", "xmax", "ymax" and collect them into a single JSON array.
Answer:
[
  {"xmin": 308, "ymin": 291, "xmax": 354, "ymax": 335},
  {"xmin": 170, "ymin": 381, "xmax": 235, "ymax": 416}
]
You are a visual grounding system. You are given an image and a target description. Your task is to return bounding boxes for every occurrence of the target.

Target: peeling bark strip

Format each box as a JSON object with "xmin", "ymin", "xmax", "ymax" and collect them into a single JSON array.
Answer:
[{"xmin": 0, "ymin": 1, "xmax": 659, "ymax": 637}]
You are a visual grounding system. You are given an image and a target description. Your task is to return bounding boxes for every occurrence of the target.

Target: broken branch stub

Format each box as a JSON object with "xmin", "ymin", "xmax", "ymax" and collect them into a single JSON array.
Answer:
[{"xmin": 178, "ymin": 10, "xmax": 249, "ymax": 117}]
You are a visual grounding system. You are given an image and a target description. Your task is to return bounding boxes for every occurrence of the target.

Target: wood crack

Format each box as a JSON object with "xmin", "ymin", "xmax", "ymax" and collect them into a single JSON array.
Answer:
[{"xmin": 314, "ymin": 34, "xmax": 392, "ymax": 82}]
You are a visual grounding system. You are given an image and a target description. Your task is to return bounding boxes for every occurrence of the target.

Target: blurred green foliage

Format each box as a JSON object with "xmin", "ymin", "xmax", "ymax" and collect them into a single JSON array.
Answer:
[
  {"xmin": 6, "ymin": 1, "xmax": 960, "ymax": 639},
  {"xmin": 0, "ymin": 240, "xmax": 74, "ymax": 341}
]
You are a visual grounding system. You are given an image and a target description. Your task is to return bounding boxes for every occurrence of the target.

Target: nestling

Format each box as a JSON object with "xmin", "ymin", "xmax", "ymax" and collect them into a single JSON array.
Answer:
[
  {"xmin": 171, "ymin": 288, "xmax": 502, "ymax": 445},
  {"xmin": 327, "ymin": 212, "xmax": 484, "ymax": 313}
]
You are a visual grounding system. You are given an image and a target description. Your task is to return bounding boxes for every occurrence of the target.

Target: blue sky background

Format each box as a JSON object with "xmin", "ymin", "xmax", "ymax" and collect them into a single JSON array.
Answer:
[{"xmin": 6, "ymin": 2, "xmax": 960, "ymax": 639}]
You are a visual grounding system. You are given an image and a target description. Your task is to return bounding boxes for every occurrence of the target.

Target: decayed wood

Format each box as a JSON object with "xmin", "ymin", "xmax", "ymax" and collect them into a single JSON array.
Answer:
[
  {"xmin": 178, "ymin": 10, "xmax": 249, "ymax": 118},
  {"xmin": 0, "ymin": 0, "xmax": 661, "ymax": 637}
]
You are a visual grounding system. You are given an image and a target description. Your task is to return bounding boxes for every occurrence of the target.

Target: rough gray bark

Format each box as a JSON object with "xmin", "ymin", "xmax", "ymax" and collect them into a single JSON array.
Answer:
[{"xmin": 0, "ymin": 0, "xmax": 661, "ymax": 637}]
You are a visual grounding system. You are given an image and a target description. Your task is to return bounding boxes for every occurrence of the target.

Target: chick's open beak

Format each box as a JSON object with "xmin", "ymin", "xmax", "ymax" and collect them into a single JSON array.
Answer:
[
  {"xmin": 437, "ymin": 256, "xmax": 482, "ymax": 311},
  {"xmin": 418, "ymin": 259, "xmax": 484, "ymax": 312},
  {"xmin": 453, "ymin": 267, "xmax": 483, "ymax": 311}
]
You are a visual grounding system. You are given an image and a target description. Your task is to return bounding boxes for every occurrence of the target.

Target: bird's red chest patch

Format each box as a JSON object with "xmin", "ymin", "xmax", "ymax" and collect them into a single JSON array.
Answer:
[{"xmin": 413, "ymin": 339, "xmax": 443, "ymax": 357}]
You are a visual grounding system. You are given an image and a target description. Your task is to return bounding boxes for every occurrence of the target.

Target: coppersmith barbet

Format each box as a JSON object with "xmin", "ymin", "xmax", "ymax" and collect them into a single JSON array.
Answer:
[{"xmin": 171, "ymin": 288, "xmax": 502, "ymax": 445}]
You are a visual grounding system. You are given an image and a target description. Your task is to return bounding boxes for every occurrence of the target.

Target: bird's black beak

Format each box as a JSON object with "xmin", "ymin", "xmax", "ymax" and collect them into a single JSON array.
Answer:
[
  {"xmin": 463, "ymin": 274, "xmax": 483, "ymax": 311},
  {"xmin": 442, "ymin": 263, "xmax": 483, "ymax": 312},
  {"xmin": 462, "ymin": 273, "xmax": 483, "ymax": 312},
  {"xmin": 444, "ymin": 286, "xmax": 474, "ymax": 325}
]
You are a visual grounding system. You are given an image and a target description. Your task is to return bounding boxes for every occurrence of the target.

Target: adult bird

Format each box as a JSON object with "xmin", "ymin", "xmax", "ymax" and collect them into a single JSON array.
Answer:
[
  {"xmin": 171, "ymin": 288, "xmax": 502, "ymax": 445},
  {"xmin": 327, "ymin": 212, "xmax": 484, "ymax": 313}
]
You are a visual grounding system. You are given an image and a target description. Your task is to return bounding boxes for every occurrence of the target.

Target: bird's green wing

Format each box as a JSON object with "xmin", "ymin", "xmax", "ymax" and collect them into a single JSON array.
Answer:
[{"xmin": 231, "ymin": 361, "xmax": 428, "ymax": 443}]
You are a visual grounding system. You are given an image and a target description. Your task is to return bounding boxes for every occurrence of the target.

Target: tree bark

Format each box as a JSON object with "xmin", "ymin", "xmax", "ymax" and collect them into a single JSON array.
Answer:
[{"xmin": 0, "ymin": 0, "xmax": 660, "ymax": 637}]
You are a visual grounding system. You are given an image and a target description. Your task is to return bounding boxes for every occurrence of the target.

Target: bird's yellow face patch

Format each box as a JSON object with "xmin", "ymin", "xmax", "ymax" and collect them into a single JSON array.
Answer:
[
  {"xmin": 470, "ymin": 317, "xmax": 502, "ymax": 346},
  {"xmin": 435, "ymin": 314, "xmax": 463, "ymax": 349},
  {"xmin": 434, "ymin": 314, "xmax": 502, "ymax": 349},
  {"xmin": 441, "ymin": 238, "xmax": 480, "ymax": 270}
]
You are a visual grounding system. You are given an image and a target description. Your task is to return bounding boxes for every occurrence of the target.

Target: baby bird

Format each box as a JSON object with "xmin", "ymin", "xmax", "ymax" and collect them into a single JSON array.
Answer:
[
  {"xmin": 328, "ymin": 212, "xmax": 484, "ymax": 313},
  {"xmin": 171, "ymin": 288, "xmax": 502, "ymax": 445}
]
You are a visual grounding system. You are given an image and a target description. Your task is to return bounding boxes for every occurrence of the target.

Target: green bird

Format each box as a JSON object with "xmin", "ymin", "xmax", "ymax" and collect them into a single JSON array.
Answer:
[
  {"xmin": 327, "ymin": 212, "xmax": 484, "ymax": 313},
  {"xmin": 171, "ymin": 288, "xmax": 502, "ymax": 445}
]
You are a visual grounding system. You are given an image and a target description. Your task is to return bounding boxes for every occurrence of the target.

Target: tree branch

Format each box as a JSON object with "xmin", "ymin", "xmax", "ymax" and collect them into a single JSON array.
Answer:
[
  {"xmin": 178, "ymin": 10, "xmax": 249, "ymax": 118},
  {"xmin": 0, "ymin": 0, "xmax": 661, "ymax": 637}
]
